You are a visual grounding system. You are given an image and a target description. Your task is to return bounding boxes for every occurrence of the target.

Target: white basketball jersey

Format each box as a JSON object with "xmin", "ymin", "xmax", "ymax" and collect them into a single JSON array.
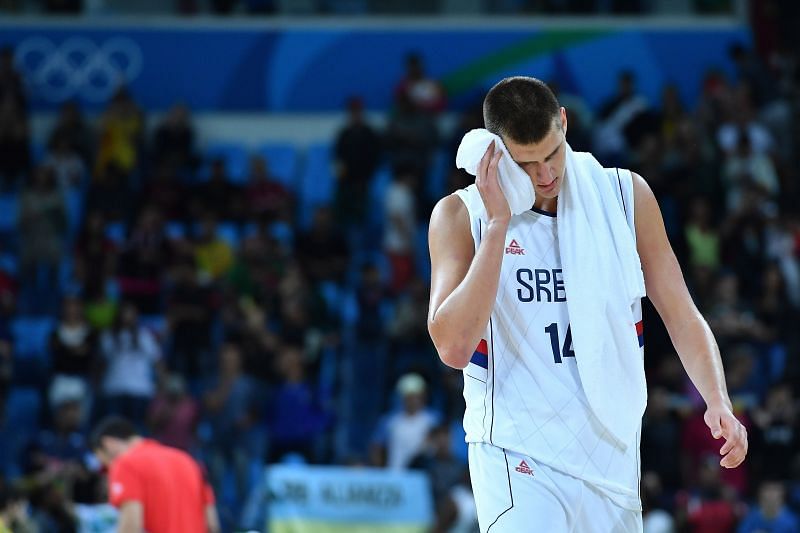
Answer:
[{"xmin": 454, "ymin": 168, "xmax": 644, "ymax": 511}]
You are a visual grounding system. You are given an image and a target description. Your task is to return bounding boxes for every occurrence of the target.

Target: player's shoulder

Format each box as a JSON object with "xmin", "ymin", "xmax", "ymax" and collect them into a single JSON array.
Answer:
[{"xmin": 430, "ymin": 190, "xmax": 470, "ymax": 230}]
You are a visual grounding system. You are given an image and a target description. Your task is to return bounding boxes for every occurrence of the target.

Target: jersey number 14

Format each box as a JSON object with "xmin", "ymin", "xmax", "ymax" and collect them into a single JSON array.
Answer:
[{"xmin": 544, "ymin": 323, "xmax": 574, "ymax": 364}]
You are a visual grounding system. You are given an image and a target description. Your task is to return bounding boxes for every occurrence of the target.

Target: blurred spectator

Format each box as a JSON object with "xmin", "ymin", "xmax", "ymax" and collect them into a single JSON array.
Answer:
[
  {"xmin": 0, "ymin": 47, "xmax": 25, "ymax": 108},
  {"xmin": 395, "ymin": 53, "xmax": 446, "ymax": 114},
  {"xmin": 0, "ymin": 94, "xmax": 30, "ymax": 190},
  {"xmin": 738, "ymin": 481, "xmax": 799, "ymax": 533},
  {"xmin": 708, "ymin": 273, "xmax": 769, "ymax": 348},
  {"xmin": 684, "ymin": 197, "xmax": 721, "ymax": 295},
  {"xmin": 117, "ymin": 206, "xmax": 171, "ymax": 313},
  {"xmin": 411, "ymin": 424, "xmax": 465, "ymax": 506},
  {"xmin": 190, "ymin": 159, "xmax": 243, "ymax": 220},
  {"xmin": 51, "ymin": 296, "xmax": 97, "ymax": 380},
  {"xmin": 548, "ymin": 80, "xmax": 595, "ymax": 151},
  {"xmin": 641, "ymin": 387, "xmax": 683, "ymax": 491},
  {"xmin": 167, "ymin": 258, "xmax": 217, "ymax": 378},
  {"xmin": 245, "ymin": 155, "xmax": 291, "ymax": 223},
  {"xmin": 74, "ymin": 211, "xmax": 117, "ymax": 297},
  {"xmin": 48, "ymin": 101, "xmax": 93, "ymax": 166},
  {"xmin": 722, "ymin": 132, "xmax": 779, "ymax": 212},
  {"xmin": 750, "ymin": 384, "xmax": 798, "ymax": 485},
  {"xmin": 266, "ymin": 342, "xmax": 331, "ymax": 463},
  {"xmin": 227, "ymin": 233, "xmax": 287, "ymax": 307},
  {"xmin": 203, "ymin": 342, "xmax": 261, "ymax": 505},
  {"xmin": 371, "ymin": 373, "xmax": 439, "ymax": 470},
  {"xmin": 593, "ymin": 70, "xmax": 649, "ymax": 164},
  {"xmin": 295, "ymin": 207, "xmax": 349, "ymax": 283},
  {"xmin": 151, "ymin": 103, "xmax": 196, "ymax": 171},
  {"xmin": 18, "ymin": 165, "xmax": 66, "ymax": 314},
  {"xmin": 0, "ymin": 483, "xmax": 35, "ymax": 533},
  {"xmin": 43, "ymin": 133, "xmax": 86, "ymax": 190},
  {"xmin": 431, "ymin": 469, "xmax": 478, "ymax": 533},
  {"xmin": 83, "ymin": 278, "xmax": 118, "ymax": 331},
  {"xmin": 641, "ymin": 472, "xmax": 675, "ymax": 533},
  {"xmin": 100, "ymin": 302, "xmax": 164, "ymax": 426},
  {"xmin": 25, "ymin": 377, "xmax": 96, "ymax": 503},
  {"xmin": 716, "ymin": 85, "xmax": 774, "ymax": 157},
  {"xmin": 675, "ymin": 456, "xmax": 740, "ymax": 533},
  {"xmin": 334, "ymin": 97, "xmax": 382, "ymax": 227},
  {"xmin": 384, "ymin": 168, "xmax": 417, "ymax": 293},
  {"xmin": 85, "ymin": 161, "xmax": 135, "ymax": 221},
  {"xmin": 388, "ymin": 276, "xmax": 437, "ymax": 380},
  {"xmin": 142, "ymin": 162, "xmax": 188, "ymax": 220},
  {"xmin": 94, "ymin": 88, "xmax": 144, "ymax": 178},
  {"xmin": 385, "ymin": 92, "xmax": 439, "ymax": 177},
  {"xmin": 194, "ymin": 215, "xmax": 234, "ymax": 281},
  {"xmin": 147, "ymin": 374, "xmax": 198, "ymax": 451}
]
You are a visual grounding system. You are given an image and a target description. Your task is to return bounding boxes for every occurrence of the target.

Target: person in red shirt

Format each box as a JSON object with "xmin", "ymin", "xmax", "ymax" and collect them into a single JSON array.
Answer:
[{"xmin": 91, "ymin": 416, "xmax": 220, "ymax": 533}]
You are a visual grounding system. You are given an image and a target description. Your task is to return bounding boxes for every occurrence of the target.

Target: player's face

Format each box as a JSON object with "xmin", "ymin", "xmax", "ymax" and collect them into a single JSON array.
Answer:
[{"xmin": 504, "ymin": 108, "xmax": 568, "ymax": 200}]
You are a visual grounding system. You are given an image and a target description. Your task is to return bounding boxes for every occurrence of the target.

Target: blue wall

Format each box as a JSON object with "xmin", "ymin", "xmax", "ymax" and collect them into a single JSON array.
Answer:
[{"xmin": 1, "ymin": 22, "xmax": 749, "ymax": 112}]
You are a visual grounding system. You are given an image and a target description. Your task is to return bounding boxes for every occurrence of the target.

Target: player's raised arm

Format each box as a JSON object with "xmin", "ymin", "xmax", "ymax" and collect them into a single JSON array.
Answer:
[
  {"xmin": 428, "ymin": 143, "xmax": 508, "ymax": 369},
  {"xmin": 632, "ymin": 172, "xmax": 748, "ymax": 469}
]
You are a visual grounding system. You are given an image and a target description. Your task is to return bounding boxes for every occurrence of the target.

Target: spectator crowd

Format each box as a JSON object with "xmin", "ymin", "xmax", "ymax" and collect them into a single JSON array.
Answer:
[{"xmin": 0, "ymin": 28, "xmax": 798, "ymax": 533}]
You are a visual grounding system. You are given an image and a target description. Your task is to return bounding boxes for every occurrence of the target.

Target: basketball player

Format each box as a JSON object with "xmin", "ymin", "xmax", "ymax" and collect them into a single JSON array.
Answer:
[{"xmin": 427, "ymin": 77, "xmax": 747, "ymax": 532}]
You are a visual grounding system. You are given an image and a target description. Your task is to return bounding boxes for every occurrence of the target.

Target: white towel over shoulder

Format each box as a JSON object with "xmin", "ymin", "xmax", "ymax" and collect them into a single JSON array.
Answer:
[
  {"xmin": 455, "ymin": 128, "xmax": 647, "ymax": 447},
  {"xmin": 560, "ymin": 145, "xmax": 647, "ymax": 448}
]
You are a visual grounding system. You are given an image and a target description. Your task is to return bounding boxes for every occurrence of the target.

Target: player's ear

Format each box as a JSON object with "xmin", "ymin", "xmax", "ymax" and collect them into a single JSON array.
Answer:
[{"xmin": 560, "ymin": 107, "xmax": 568, "ymax": 136}]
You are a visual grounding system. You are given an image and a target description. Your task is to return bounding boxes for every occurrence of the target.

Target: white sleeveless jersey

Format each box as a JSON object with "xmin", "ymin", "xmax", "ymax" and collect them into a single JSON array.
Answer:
[{"xmin": 454, "ymin": 168, "xmax": 644, "ymax": 511}]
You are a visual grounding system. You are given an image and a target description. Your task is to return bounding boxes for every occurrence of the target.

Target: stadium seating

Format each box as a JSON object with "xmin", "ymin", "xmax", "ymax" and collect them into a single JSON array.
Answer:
[{"xmin": 11, "ymin": 316, "xmax": 56, "ymax": 360}]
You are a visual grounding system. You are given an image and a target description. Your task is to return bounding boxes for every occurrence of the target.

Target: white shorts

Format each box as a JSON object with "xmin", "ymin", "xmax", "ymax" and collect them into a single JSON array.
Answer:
[{"xmin": 468, "ymin": 443, "xmax": 643, "ymax": 533}]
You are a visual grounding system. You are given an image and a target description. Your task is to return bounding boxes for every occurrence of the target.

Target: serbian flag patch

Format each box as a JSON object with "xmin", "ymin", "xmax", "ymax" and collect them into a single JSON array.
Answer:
[
  {"xmin": 470, "ymin": 339, "xmax": 489, "ymax": 369},
  {"xmin": 636, "ymin": 320, "xmax": 644, "ymax": 347}
]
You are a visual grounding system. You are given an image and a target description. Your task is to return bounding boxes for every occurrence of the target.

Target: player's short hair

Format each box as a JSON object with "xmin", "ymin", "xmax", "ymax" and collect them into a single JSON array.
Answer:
[
  {"xmin": 90, "ymin": 416, "xmax": 138, "ymax": 450},
  {"xmin": 483, "ymin": 76, "xmax": 560, "ymax": 144}
]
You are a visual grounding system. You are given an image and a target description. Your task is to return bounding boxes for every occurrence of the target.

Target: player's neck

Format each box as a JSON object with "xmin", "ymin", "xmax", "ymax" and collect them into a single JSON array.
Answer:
[{"xmin": 532, "ymin": 197, "xmax": 558, "ymax": 214}]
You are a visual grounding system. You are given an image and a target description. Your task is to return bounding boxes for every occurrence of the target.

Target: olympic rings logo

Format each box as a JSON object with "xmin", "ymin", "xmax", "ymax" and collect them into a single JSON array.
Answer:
[{"xmin": 14, "ymin": 36, "xmax": 143, "ymax": 103}]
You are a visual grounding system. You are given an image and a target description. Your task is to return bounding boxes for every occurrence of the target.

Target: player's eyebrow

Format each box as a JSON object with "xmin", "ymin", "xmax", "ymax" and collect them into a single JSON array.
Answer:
[{"xmin": 514, "ymin": 140, "xmax": 563, "ymax": 165}]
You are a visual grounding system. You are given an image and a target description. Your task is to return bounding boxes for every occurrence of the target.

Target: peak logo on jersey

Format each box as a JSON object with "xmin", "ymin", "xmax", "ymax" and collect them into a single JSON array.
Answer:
[
  {"xmin": 505, "ymin": 239, "xmax": 525, "ymax": 255},
  {"xmin": 515, "ymin": 460, "xmax": 534, "ymax": 476}
]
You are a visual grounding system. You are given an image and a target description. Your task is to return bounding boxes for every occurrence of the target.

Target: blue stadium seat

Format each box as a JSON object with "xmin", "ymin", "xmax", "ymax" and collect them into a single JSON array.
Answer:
[
  {"xmin": 0, "ymin": 254, "xmax": 17, "ymax": 277},
  {"xmin": 367, "ymin": 166, "xmax": 392, "ymax": 231},
  {"xmin": 105, "ymin": 222, "xmax": 127, "ymax": 245},
  {"xmin": 0, "ymin": 195, "xmax": 18, "ymax": 234},
  {"xmin": 426, "ymin": 149, "xmax": 450, "ymax": 203},
  {"xmin": 139, "ymin": 314, "xmax": 167, "ymax": 340},
  {"xmin": 1, "ymin": 387, "xmax": 41, "ymax": 478},
  {"xmin": 165, "ymin": 221, "xmax": 187, "ymax": 241},
  {"xmin": 29, "ymin": 142, "xmax": 45, "ymax": 165},
  {"xmin": 65, "ymin": 188, "xmax": 85, "ymax": 241},
  {"xmin": 11, "ymin": 317, "xmax": 56, "ymax": 359},
  {"xmin": 192, "ymin": 221, "xmax": 240, "ymax": 248},
  {"xmin": 415, "ymin": 223, "xmax": 431, "ymax": 282},
  {"xmin": 217, "ymin": 222, "xmax": 240, "ymax": 248},
  {"xmin": 5, "ymin": 387, "xmax": 41, "ymax": 434},
  {"xmin": 201, "ymin": 143, "xmax": 250, "ymax": 184},
  {"xmin": 257, "ymin": 143, "xmax": 299, "ymax": 191},
  {"xmin": 298, "ymin": 143, "xmax": 336, "ymax": 229}
]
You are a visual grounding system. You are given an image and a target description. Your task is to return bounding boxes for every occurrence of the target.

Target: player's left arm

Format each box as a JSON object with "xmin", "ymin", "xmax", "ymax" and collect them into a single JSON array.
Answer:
[
  {"xmin": 116, "ymin": 500, "xmax": 144, "ymax": 533},
  {"xmin": 632, "ymin": 172, "xmax": 748, "ymax": 469}
]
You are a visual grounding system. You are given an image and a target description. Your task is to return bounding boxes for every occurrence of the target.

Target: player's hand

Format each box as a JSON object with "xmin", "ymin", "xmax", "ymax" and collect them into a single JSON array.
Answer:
[
  {"xmin": 476, "ymin": 141, "xmax": 511, "ymax": 225},
  {"xmin": 704, "ymin": 403, "xmax": 748, "ymax": 468}
]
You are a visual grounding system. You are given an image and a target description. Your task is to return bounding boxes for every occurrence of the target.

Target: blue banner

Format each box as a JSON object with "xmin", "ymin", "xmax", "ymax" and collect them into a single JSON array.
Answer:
[
  {"xmin": 256, "ymin": 464, "xmax": 433, "ymax": 532},
  {"xmin": 0, "ymin": 22, "xmax": 749, "ymax": 112}
]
